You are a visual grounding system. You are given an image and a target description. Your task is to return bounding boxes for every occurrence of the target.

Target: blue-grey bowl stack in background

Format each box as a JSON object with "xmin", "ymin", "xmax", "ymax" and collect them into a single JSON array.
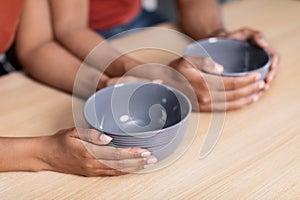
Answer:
[{"xmin": 184, "ymin": 38, "xmax": 271, "ymax": 79}]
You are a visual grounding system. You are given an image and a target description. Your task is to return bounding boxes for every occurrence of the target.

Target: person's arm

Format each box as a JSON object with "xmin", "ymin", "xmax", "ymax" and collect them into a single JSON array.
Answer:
[
  {"xmin": 0, "ymin": 137, "xmax": 47, "ymax": 172},
  {"xmin": 176, "ymin": 0, "xmax": 225, "ymax": 40},
  {"xmin": 15, "ymin": 0, "xmax": 109, "ymax": 97},
  {"xmin": 49, "ymin": 0, "xmax": 140, "ymax": 77},
  {"xmin": 176, "ymin": 0, "xmax": 279, "ymax": 109},
  {"xmin": 0, "ymin": 128, "xmax": 156, "ymax": 176}
]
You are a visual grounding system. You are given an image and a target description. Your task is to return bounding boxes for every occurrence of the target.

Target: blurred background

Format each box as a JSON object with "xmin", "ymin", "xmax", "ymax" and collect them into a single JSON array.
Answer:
[{"xmin": 142, "ymin": 0, "xmax": 234, "ymax": 20}]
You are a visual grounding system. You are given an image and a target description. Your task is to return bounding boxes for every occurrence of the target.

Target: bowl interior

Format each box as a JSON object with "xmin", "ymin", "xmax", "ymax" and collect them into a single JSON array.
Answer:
[
  {"xmin": 84, "ymin": 83, "xmax": 191, "ymax": 135},
  {"xmin": 184, "ymin": 38, "xmax": 270, "ymax": 74}
]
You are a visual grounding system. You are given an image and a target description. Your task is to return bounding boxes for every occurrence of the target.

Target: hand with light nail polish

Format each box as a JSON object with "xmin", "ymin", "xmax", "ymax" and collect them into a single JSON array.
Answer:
[
  {"xmin": 32, "ymin": 128, "xmax": 156, "ymax": 176},
  {"xmin": 167, "ymin": 56, "xmax": 266, "ymax": 111}
]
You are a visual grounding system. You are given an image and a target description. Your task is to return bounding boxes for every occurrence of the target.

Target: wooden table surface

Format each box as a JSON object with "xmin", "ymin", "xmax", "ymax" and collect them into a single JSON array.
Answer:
[{"xmin": 0, "ymin": 0, "xmax": 299, "ymax": 199}]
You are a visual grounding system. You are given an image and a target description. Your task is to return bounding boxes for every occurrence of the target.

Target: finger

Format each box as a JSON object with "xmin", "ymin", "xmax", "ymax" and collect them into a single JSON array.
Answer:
[
  {"xmin": 202, "ymin": 62, "xmax": 224, "ymax": 75},
  {"xmin": 227, "ymin": 28, "xmax": 271, "ymax": 52},
  {"xmin": 210, "ymin": 80, "xmax": 265, "ymax": 102},
  {"xmin": 183, "ymin": 56, "xmax": 223, "ymax": 74},
  {"xmin": 253, "ymin": 31, "xmax": 269, "ymax": 48},
  {"xmin": 204, "ymin": 72, "xmax": 261, "ymax": 90},
  {"xmin": 101, "ymin": 169, "xmax": 128, "ymax": 176},
  {"xmin": 119, "ymin": 165, "xmax": 155, "ymax": 173},
  {"xmin": 255, "ymin": 40, "xmax": 279, "ymax": 74},
  {"xmin": 86, "ymin": 168, "xmax": 128, "ymax": 176},
  {"xmin": 173, "ymin": 64, "xmax": 260, "ymax": 102},
  {"xmin": 199, "ymin": 93, "xmax": 260, "ymax": 112},
  {"xmin": 264, "ymin": 83, "xmax": 270, "ymax": 91},
  {"xmin": 266, "ymin": 47, "xmax": 279, "ymax": 70},
  {"xmin": 270, "ymin": 51, "xmax": 279, "ymax": 69},
  {"xmin": 99, "ymin": 156, "xmax": 157, "ymax": 171},
  {"xmin": 78, "ymin": 129, "xmax": 112, "ymax": 145},
  {"xmin": 106, "ymin": 76, "xmax": 150, "ymax": 87},
  {"xmin": 152, "ymin": 79, "xmax": 163, "ymax": 84},
  {"xmin": 81, "ymin": 141, "xmax": 151, "ymax": 160},
  {"xmin": 266, "ymin": 68, "xmax": 277, "ymax": 84},
  {"xmin": 171, "ymin": 62, "xmax": 209, "ymax": 97},
  {"xmin": 264, "ymin": 48, "xmax": 279, "ymax": 85},
  {"xmin": 184, "ymin": 56, "xmax": 223, "ymax": 75},
  {"xmin": 227, "ymin": 27, "xmax": 257, "ymax": 41},
  {"xmin": 123, "ymin": 76, "xmax": 151, "ymax": 83},
  {"xmin": 94, "ymin": 167, "xmax": 143, "ymax": 175},
  {"xmin": 214, "ymin": 62, "xmax": 224, "ymax": 74},
  {"xmin": 223, "ymin": 93, "xmax": 260, "ymax": 111}
]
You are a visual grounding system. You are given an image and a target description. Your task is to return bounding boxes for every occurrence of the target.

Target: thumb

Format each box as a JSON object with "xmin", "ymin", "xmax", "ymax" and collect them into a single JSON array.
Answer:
[
  {"xmin": 253, "ymin": 32, "xmax": 269, "ymax": 48},
  {"xmin": 152, "ymin": 79, "xmax": 163, "ymax": 84},
  {"xmin": 78, "ymin": 128, "xmax": 112, "ymax": 145},
  {"xmin": 202, "ymin": 62, "xmax": 224, "ymax": 75},
  {"xmin": 184, "ymin": 56, "xmax": 223, "ymax": 75}
]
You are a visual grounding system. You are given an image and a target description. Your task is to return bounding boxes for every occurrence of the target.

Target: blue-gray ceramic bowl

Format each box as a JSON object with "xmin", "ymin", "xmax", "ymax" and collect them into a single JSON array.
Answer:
[{"xmin": 83, "ymin": 82, "xmax": 191, "ymax": 160}]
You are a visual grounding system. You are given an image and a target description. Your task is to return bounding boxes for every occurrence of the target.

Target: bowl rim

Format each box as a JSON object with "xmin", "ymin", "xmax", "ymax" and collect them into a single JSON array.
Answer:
[
  {"xmin": 83, "ymin": 82, "xmax": 192, "ymax": 136},
  {"xmin": 184, "ymin": 37, "xmax": 271, "ymax": 76}
]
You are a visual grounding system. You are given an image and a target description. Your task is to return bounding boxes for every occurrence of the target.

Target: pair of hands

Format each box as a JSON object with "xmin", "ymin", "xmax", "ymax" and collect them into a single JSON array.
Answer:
[
  {"xmin": 175, "ymin": 27, "xmax": 278, "ymax": 111},
  {"xmin": 42, "ymin": 128, "xmax": 157, "ymax": 176},
  {"xmin": 103, "ymin": 27, "xmax": 278, "ymax": 111}
]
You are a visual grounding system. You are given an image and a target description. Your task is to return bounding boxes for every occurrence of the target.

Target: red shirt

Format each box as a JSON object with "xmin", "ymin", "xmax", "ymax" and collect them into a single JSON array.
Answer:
[
  {"xmin": 0, "ymin": 0, "xmax": 24, "ymax": 53},
  {"xmin": 89, "ymin": 0, "xmax": 141, "ymax": 30}
]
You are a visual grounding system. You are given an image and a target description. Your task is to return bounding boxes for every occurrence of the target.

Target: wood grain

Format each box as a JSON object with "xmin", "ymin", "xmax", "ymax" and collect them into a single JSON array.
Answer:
[{"xmin": 0, "ymin": 0, "xmax": 299, "ymax": 199}]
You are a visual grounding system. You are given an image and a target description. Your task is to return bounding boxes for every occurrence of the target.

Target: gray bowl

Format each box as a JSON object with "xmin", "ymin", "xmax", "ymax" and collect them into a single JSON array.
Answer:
[
  {"xmin": 183, "ymin": 38, "xmax": 271, "ymax": 79},
  {"xmin": 83, "ymin": 82, "xmax": 191, "ymax": 160}
]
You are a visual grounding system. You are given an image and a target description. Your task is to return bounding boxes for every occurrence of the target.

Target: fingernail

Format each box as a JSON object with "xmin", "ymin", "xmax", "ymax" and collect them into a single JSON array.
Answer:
[
  {"xmin": 143, "ymin": 164, "xmax": 155, "ymax": 169},
  {"xmin": 258, "ymin": 81, "xmax": 265, "ymax": 89},
  {"xmin": 260, "ymin": 38, "xmax": 269, "ymax": 47},
  {"xmin": 255, "ymin": 73, "xmax": 261, "ymax": 81},
  {"xmin": 99, "ymin": 134, "xmax": 112, "ymax": 143},
  {"xmin": 265, "ymin": 84, "xmax": 270, "ymax": 91},
  {"xmin": 147, "ymin": 157, "xmax": 158, "ymax": 164},
  {"xmin": 202, "ymin": 97, "xmax": 210, "ymax": 103},
  {"xmin": 141, "ymin": 151, "xmax": 151, "ymax": 157},
  {"xmin": 269, "ymin": 75, "xmax": 274, "ymax": 82},
  {"xmin": 152, "ymin": 79, "xmax": 163, "ymax": 84},
  {"xmin": 253, "ymin": 95, "xmax": 259, "ymax": 102},
  {"xmin": 214, "ymin": 63, "xmax": 223, "ymax": 73}
]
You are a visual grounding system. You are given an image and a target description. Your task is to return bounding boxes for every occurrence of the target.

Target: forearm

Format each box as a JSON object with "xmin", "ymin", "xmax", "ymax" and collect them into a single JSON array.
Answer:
[
  {"xmin": 56, "ymin": 28, "xmax": 137, "ymax": 77},
  {"xmin": 0, "ymin": 137, "xmax": 49, "ymax": 172},
  {"xmin": 17, "ymin": 41, "xmax": 109, "ymax": 98},
  {"xmin": 56, "ymin": 28, "xmax": 103, "ymax": 63},
  {"xmin": 19, "ymin": 41, "xmax": 78, "ymax": 93},
  {"xmin": 176, "ymin": 0, "xmax": 224, "ymax": 40},
  {"xmin": 49, "ymin": 0, "xmax": 140, "ymax": 77}
]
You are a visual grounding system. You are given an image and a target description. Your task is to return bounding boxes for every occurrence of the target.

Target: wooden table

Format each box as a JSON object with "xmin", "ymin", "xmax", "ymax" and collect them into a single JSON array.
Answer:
[{"xmin": 0, "ymin": 0, "xmax": 299, "ymax": 199}]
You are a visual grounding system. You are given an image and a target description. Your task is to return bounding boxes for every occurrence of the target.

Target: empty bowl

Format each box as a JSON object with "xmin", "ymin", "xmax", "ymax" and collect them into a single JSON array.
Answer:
[
  {"xmin": 83, "ymin": 82, "xmax": 191, "ymax": 160},
  {"xmin": 183, "ymin": 38, "xmax": 271, "ymax": 79}
]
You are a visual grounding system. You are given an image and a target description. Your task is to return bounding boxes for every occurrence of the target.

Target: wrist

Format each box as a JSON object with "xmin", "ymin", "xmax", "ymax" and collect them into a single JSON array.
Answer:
[
  {"xmin": 115, "ymin": 55, "xmax": 142, "ymax": 74},
  {"xmin": 0, "ymin": 137, "xmax": 52, "ymax": 172},
  {"xmin": 97, "ymin": 73, "xmax": 109, "ymax": 90},
  {"xmin": 103, "ymin": 55, "xmax": 137, "ymax": 77},
  {"xmin": 29, "ymin": 136, "xmax": 53, "ymax": 172},
  {"xmin": 209, "ymin": 27, "xmax": 228, "ymax": 37}
]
